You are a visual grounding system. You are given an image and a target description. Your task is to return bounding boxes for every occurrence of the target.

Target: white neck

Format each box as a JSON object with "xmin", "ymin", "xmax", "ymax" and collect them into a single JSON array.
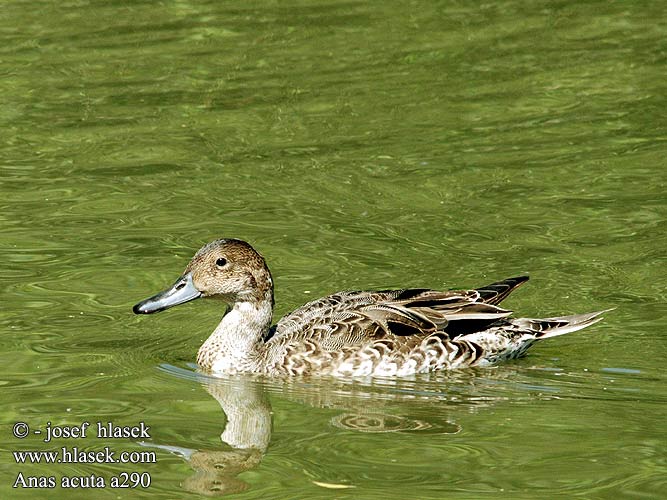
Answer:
[{"xmin": 197, "ymin": 299, "xmax": 273, "ymax": 373}]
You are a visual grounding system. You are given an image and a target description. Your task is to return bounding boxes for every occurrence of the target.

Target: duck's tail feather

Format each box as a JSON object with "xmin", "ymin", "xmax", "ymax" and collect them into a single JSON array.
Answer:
[
  {"xmin": 476, "ymin": 276, "xmax": 530, "ymax": 305},
  {"xmin": 522, "ymin": 309, "xmax": 614, "ymax": 340}
]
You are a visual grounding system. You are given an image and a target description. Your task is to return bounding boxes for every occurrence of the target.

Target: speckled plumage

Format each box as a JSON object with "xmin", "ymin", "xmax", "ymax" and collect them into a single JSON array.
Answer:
[{"xmin": 133, "ymin": 239, "xmax": 608, "ymax": 377}]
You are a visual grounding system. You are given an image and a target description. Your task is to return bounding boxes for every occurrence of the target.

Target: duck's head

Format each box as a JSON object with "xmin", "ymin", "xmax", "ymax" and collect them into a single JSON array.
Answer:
[{"xmin": 133, "ymin": 239, "xmax": 274, "ymax": 314}]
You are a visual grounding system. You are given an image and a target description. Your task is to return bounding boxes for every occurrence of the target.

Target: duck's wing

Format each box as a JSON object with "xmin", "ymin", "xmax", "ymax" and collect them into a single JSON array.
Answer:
[
  {"xmin": 268, "ymin": 276, "xmax": 528, "ymax": 349},
  {"xmin": 444, "ymin": 275, "xmax": 529, "ymax": 336},
  {"xmin": 474, "ymin": 275, "xmax": 529, "ymax": 305}
]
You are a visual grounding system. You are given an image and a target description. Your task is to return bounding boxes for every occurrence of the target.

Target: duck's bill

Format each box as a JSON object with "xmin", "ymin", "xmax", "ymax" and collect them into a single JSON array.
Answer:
[{"xmin": 133, "ymin": 273, "xmax": 202, "ymax": 314}]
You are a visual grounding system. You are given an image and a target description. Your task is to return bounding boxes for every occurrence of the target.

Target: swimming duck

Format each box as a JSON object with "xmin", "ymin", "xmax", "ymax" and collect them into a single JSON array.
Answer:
[{"xmin": 133, "ymin": 239, "xmax": 607, "ymax": 377}]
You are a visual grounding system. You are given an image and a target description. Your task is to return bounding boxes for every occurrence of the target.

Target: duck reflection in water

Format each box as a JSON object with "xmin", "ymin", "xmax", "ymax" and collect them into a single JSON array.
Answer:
[
  {"xmin": 142, "ymin": 366, "xmax": 561, "ymax": 496},
  {"xmin": 143, "ymin": 373, "xmax": 269, "ymax": 496}
]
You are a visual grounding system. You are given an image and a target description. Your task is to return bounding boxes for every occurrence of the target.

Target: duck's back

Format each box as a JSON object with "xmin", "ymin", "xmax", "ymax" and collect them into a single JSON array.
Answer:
[{"xmin": 259, "ymin": 280, "xmax": 526, "ymax": 375}]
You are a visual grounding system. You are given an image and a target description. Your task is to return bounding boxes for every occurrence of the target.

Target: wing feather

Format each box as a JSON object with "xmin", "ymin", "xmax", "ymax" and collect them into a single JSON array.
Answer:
[{"xmin": 268, "ymin": 276, "xmax": 527, "ymax": 351}]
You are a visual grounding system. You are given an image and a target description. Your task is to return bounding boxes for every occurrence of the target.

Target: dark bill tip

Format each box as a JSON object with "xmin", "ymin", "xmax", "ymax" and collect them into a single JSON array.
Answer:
[{"xmin": 133, "ymin": 272, "xmax": 202, "ymax": 315}]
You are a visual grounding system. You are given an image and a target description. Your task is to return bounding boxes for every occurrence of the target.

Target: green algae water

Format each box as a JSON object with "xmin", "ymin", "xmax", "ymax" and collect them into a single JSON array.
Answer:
[{"xmin": 1, "ymin": 1, "xmax": 665, "ymax": 498}]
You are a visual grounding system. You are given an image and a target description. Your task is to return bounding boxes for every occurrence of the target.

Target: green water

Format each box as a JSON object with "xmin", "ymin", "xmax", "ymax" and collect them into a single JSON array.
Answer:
[{"xmin": 2, "ymin": 0, "xmax": 665, "ymax": 498}]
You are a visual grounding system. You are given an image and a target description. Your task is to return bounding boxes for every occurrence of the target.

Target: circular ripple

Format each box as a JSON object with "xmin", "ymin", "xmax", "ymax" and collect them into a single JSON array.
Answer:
[{"xmin": 331, "ymin": 412, "xmax": 434, "ymax": 433}]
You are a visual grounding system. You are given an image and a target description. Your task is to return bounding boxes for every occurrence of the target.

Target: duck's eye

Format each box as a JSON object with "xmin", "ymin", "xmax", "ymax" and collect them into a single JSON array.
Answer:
[{"xmin": 215, "ymin": 257, "xmax": 227, "ymax": 267}]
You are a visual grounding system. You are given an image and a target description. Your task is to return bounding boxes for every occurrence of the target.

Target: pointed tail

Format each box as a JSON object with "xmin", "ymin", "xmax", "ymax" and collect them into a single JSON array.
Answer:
[{"xmin": 520, "ymin": 309, "xmax": 613, "ymax": 340}]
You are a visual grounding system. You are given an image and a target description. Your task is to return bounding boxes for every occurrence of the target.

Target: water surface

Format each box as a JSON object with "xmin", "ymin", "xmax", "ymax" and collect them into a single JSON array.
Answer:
[{"xmin": 1, "ymin": 1, "xmax": 665, "ymax": 498}]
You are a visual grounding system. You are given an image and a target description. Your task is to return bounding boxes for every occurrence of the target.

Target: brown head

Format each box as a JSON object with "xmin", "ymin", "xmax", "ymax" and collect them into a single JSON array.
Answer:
[{"xmin": 133, "ymin": 239, "xmax": 274, "ymax": 314}]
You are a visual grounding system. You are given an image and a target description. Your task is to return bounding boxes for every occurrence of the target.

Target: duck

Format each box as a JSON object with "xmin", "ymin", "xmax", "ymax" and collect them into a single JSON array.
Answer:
[{"xmin": 133, "ymin": 238, "xmax": 608, "ymax": 377}]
